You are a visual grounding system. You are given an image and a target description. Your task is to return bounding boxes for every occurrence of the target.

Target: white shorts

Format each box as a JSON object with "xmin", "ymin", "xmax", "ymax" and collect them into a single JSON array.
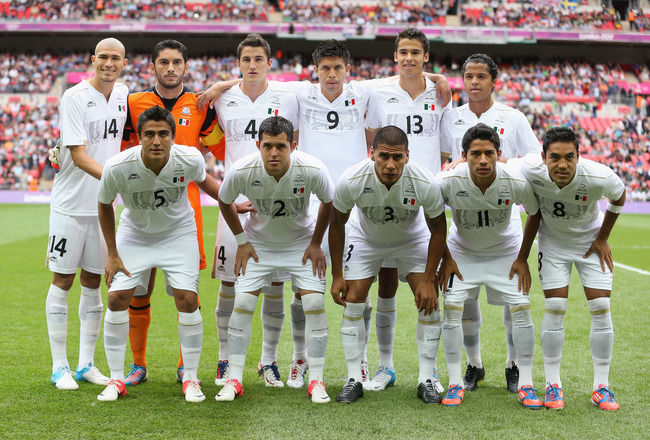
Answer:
[
  {"xmin": 213, "ymin": 211, "xmax": 290, "ymax": 283},
  {"xmin": 443, "ymin": 252, "xmax": 530, "ymax": 307},
  {"xmin": 310, "ymin": 196, "xmax": 353, "ymax": 262},
  {"xmin": 110, "ymin": 231, "xmax": 199, "ymax": 296},
  {"xmin": 235, "ymin": 248, "xmax": 327, "ymax": 294},
  {"xmin": 537, "ymin": 236, "xmax": 613, "ymax": 291},
  {"xmin": 47, "ymin": 211, "xmax": 106, "ymax": 275},
  {"xmin": 344, "ymin": 238, "xmax": 428, "ymax": 281}
]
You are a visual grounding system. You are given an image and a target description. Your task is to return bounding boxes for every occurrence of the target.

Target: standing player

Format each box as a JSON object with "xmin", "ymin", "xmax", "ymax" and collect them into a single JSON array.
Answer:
[
  {"xmin": 119, "ymin": 39, "xmax": 226, "ymax": 386},
  {"xmin": 97, "ymin": 106, "xmax": 222, "ymax": 402},
  {"xmin": 440, "ymin": 53, "xmax": 542, "ymax": 393},
  {"xmin": 45, "ymin": 38, "xmax": 128, "ymax": 390},
  {"xmin": 363, "ymin": 27, "xmax": 451, "ymax": 393},
  {"xmin": 212, "ymin": 33, "xmax": 300, "ymax": 387},
  {"xmin": 330, "ymin": 126, "xmax": 447, "ymax": 404},
  {"xmin": 519, "ymin": 126, "xmax": 625, "ymax": 410},
  {"xmin": 214, "ymin": 116, "xmax": 334, "ymax": 403},
  {"xmin": 437, "ymin": 123, "xmax": 542, "ymax": 409}
]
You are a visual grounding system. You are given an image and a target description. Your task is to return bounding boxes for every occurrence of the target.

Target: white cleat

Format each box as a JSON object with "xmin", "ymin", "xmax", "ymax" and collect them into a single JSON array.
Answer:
[
  {"xmin": 308, "ymin": 379, "xmax": 331, "ymax": 404},
  {"xmin": 257, "ymin": 362, "xmax": 284, "ymax": 387},
  {"xmin": 183, "ymin": 380, "xmax": 205, "ymax": 403},
  {"xmin": 51, "ymin": 366, "xmax": 79, "ymax": 391},
  {"xmin": 287, "ymin": 360, "xmax": 308, "ymax": 389},
  {"xmin": 364, "ymin": 365, "xmax": 396, "ymax": 391},
  {"xmin": 97, "ymin": 379, "xmax": 127, "ymax": 401},
  {"xmin": 75, "ymin": 363, "xmax": 110, "ymax": 385},
  {"xmin": 215, "ymin": 379, "xmax": 243, "ymax": 402}
]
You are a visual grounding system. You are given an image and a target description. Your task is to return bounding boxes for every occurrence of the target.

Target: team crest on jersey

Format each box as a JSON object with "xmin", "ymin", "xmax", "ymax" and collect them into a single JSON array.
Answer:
[
  {"xmin": 251, "ymin": 180, "xmax": 263, "ymax": 187},
  {"xmin": 293, "ymin": 173, "xmax": 305, "ymax": 184},
  {"xmin": 128, "ymin": 173, "xmax": 140, "ymax": 180},
  {"xmin": 499, "ymin": 185, "xmax": 511, "ymax": 197},
  {"xmin": 456, "ymin": 191, "xmax": 469, "ymax": 197},
  {"xmin": 181, "ymin": 107, "xmax": 191, "ymax": 115},
  {"xmin": 363, "ymin": 187, "xmax": 374, "ymax": 194},
  {"xmin": 404, "ymin": 183, "xmax": 415, "ymax": 195},
  {"xmin": 387, "ymin": 97, "xmax": 399, "ymax": 104},
  {"xmin": 577, "ymin": 183, "xmax": 588, "ymax": 192},
  {"xmin": 174, "ymin": 164, "xmax": 184, "ymax": 172},
  {"xmin": 227, "ymin": 101, "xmax": 238, "ymax": 107},
  {"xmin": 308, "ymin": 95, "xmax": 318, "ymax": 102},
  {"xmin": 454, "ymin": 119, "xmax": 466, "ymax": 126},
  {"xmin": 178, "ymin": 118, "xmax": 190, "ymax": 127},
  {"xmin": 425, "ymin": 92, "xmax": 435, "ymax": 100},
  {"xmin": 173, "ymin": 176, "xmax": 185, "ymax": 183}
]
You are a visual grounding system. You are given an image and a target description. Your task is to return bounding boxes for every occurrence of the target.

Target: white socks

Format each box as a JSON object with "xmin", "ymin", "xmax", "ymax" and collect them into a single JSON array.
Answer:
[
  {"xmin": 290, "ymin": 296, "xmax": 307, "ymax": 362},
  {"xmin": 46, "ymin": 284, "xmax": 69, "ymax": 371},
  {"xmin": 442, "ymin": 302, "xmax": 464, "ymax": 386},
  {"xmin": 215, "ymin": 284, "xmax": 235, "ymax": 360},
  {"xmin": 78, "ymin": 286, "xmax": 103, "ymax": 367},
  {"xmin": 104, "ymin": 309, "xmax": 129, "ymax": 380},
  {"xmin": 503, "ymin": 306, "xmax": 518, "ymax": 368},
  {"xmin": 302, "ymin": 294, "xmax": 328, "ymax": 382},
  {"xmin": 416, "ymin": 309, "xmax": 441, "ymax": 383},
  {"xmin": 178, "ymin": 309, "xmax": 203, "ymax": 383},
  {"xmin": 260, "ymin": 284, "xmax": 285, "ymax": 366},
  {"xmin": 510, "ymin": 304, "xmax": 535, "ymax": 388},
  {"xmin": 340, "ymin": 302, "xmax": 366, "ymax": 382},
  {"xmin": 589, "ymin": 297, "xmax": 614, "ymax": 390},
  {"xmin": 375, "ymin": 296, "xmax": 396, "ymax": 369},
  {"xmin": 227, "ymin": 292, "xmax": 257, "ymax": 382},
  {"xmin": 541, "ymin": 297, "xmax": 567, "ymax": 387},
  {"xmin": 461, "ymin": 298, "xmax": 482, "ymax": 368}
]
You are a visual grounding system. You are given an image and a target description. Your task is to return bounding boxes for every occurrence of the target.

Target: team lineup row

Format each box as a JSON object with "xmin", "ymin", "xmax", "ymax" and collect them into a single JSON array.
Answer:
[{"xmin": 44, "ymin": 29, "xmax": 623, "ymax": 411}]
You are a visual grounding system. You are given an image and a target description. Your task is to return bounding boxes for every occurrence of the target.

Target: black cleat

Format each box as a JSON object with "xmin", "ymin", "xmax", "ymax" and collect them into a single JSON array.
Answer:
[
  {"xmin": 417, "ymin": 379, "xmax": 443, "ymax": 404},
  {"xmin": 505, "ymin": 362, "xmax": 519, "ymax": 394},
  {"xmin": 336, "ymin": 378, "xmax": 364, "ymax": 403},
  {"xmin": 463, "ymin": 363, "xmax": 485, "ymax": 391}
]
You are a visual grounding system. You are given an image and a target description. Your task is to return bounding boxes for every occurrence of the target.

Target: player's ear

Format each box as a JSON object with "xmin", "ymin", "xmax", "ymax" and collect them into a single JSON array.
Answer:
[
  {"xmin": 393, "ymin": 52, "xmax": 398, "ymax": 63},
  {"xmin": 423, "ymin": 52, "xmax": 430, "ymax": 63},
  {"xmin": 405, "ymin": 150, "xmax": 409, "ymax": 163},
  {"xmin": 462, "ymin": 150, "xmax": 467, "ymax": 161},
  {"xmin": 346, "ymin": 64, "xmax": 351, "ymax": 74},
  {"xmin": 291, "ymin": 141, "xmax": 297, "ymax": 152},
  {"xmin": 369, "ymin": 147, "xmax": 375, "ymax": 161},
  {"xmin": 497, "ymin": 149, "xmax": 502, "ymax": 161},
  {"xmin": 541, "ymin": 151, "xmax": 546, "ymax": 163},
  {"xmin": 256, "ymin": 140, "xmax": 261, "ymax": 150}
]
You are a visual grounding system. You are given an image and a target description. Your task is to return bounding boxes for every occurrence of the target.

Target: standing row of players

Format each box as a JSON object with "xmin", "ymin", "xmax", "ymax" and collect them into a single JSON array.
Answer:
[{"xmin": 45, "ymin": 29, "xmax": 624, "ymax": 410}]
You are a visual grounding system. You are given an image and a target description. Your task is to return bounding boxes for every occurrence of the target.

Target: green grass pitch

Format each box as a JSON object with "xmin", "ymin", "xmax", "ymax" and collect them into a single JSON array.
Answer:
[{"xmin": 1, "ymin": 204, "xmax": 648, "ymax": 439}]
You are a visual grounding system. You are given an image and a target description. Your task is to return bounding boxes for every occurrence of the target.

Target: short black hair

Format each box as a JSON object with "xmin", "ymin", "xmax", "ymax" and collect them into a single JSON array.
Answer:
[
  {"xmin": 394, "ymin": 27, "xmax": 429, "ymax": 54},
  {"xmin": 151, "ymin": 39, "xmax": 188, "ymax": 64},
  {"xmin": 137, "ymin": 106, "xmax": 176, "ymax": 139},
  {"xmin": 373, "ymin": 125, "xmax": 409, "ymax": 152},
  {"xmin": 461, "ymin": 123, "xmax": 500, "ymax": 154},
  {"xmin": 542, "ymin": 126, "xmax": 579, "ymax": 154},
  {"xmin": 258, "ymin": 116, "xmax": 294, "ymax": 144},
  {"xmin": 312, "ymin": 39, "xmax": 351, "ymax": 66},
  {"xmin": 461, "ymin": 53, "xmax": 498, "ymax": 82},
  {"xmin": 237, "ymin": 33, "xmax": 271, "ymax": 60}
]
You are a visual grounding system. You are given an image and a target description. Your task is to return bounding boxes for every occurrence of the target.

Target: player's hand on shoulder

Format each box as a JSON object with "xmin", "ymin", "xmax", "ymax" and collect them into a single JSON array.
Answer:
[
  {"xmin": 509, "ymin": 257, "xmax": 531, "ymax": 294},
  {"xmin": 442, "ymin": 157, "xmax": 465, "ymax": 171},
  {"xmin": 235, "ymin": 242, "xmax": 258, "ymax": 276},
  {"xmin": 302, "ymin": 243, "xmax": 326, "ymax": 278},
  {"xmin": 235, "ymin": 201, "xmax": 257, "ymax": 214},
  {"xmin": 584, "ymin": 238, "xmax": 613, "ymax": 273},
  {"xmin": 104, "ymin": 255, "xmax": 131, "ymax": 289}
]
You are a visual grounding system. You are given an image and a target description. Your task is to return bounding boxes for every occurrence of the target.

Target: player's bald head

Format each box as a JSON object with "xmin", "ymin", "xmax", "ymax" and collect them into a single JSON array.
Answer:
[{"xmin": 95, "ymin": 38, "xmax": 126, "ymax": 57}]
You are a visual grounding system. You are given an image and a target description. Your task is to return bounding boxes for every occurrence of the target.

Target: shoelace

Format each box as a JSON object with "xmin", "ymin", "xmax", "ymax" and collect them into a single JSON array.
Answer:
[
  {"xmin": 546, "ymin": 382, "xmax": 561, "ymax": 400},
  {"xmin": 261, "ymin": 364, "xmax": 281, "ymax": 380},
  {"xmin": 448, "ymin": 384, "xmax": 463, "ymax": 397},
  {"xmin": 217, "ymin": 362, "xmax": 228, "ymax": 377},
  {"xmin": 596, "ymin": 387, "xmax": 616, "ymax": 402},
  {"xmin": 520, "ymin": 386, "xmax": 538, "ymax": 397}
]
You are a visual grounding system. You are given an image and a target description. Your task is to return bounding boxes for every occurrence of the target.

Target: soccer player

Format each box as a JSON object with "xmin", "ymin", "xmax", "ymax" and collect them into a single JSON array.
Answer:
[
  {"xmin": 330, "ymin": 126, "xmax": 447, "ymax": 404},
  {"xmin": 45, "ymin": 37, "xmax": 128, "ymax": 390},
  {"xmin": 437, "ymin": 123, "xmax": 542, "ymax": 409},
  {"xmin": 519, "ymin": 126, "xmax": 625, "ymax": 410},
  {"xmin": 440, "ymin": 53, "xmax": 542, "ymax": 393},
  {"xmin": 96, "ymin": 106, "xmax": 222, "ymax": 403},
  {"xmin": 214, "ymin": 116, "xmax": 334, "ymax": 403},
  {"xmin": 120, "ymin": 39, "xmax": 227, "ymax": 386},
  {"xmin": 363, "ymin": 27, "xmax": 451, "ymax": 393},
  {"xmin": 211, "ymin": 33, "xmax": 300, "ymax": 388}
]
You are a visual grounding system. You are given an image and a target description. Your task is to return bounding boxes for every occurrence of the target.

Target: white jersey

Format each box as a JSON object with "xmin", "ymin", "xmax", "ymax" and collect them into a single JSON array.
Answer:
[
  {"xmin": 520, "ymin": 153, "xmax": 625, "ymax": 246},
  {"xmin": 334, "ymin": 158, "xmax": 445, "ymax": 247},
  {"xmin": 218, "ymin": 150, "xmax": 334, "ymax": 252},
  {"xmin": 51, "ymin": 80, "xmax": 128, "ymax": 216},
  {"xmin": 216, "ymin": 81, "xmax": 300, "ymax": 173},
  {"xmin": 438, "ymin": 162, "xmax": 539, "ymax": 257},
  {"xmin": 98, "ymin": 144, "xmax": 206, "ymax": 238},
  {"xmin": 440, "ymin": 101, "xmax": 540, "ymax": 161},
  {"xmin": 365, "ymin": 78, "xmax": 450, "ymax": 173}
]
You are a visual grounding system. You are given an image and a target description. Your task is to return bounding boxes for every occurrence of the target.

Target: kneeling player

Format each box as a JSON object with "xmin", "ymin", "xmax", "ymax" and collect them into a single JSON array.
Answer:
[
  {"xmin": 520, "ymin": 126, "xmax": 625, "ymax": 410},
  {"xmin": 215, "ymin": 116, "xmax": 334, "ymax": 403},
  {"xmin": 330, "ymin": 125, "xmax": 447, "ymax": 404},
  {"xmin": 96, "ymin": 106, "xmax": 222, "ymax": 402}
]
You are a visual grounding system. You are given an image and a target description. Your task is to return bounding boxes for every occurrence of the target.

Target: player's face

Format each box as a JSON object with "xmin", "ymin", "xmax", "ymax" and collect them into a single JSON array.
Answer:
[
  {"xmin": 316, "ymin": 56, "xmax": 349, "ymax": 97},
  {"xmin": 463, "ymin": 139, "xmax": 501, "ymax": 184},
  {"xmin": 463, "ymin": 62, "xmax": 495, "ymax": 104},
  {"xmin": 542, "ymin": 141, "xmax": 579, "ymax": 189},
  {"xmin": 257, "ymin": 132, "xmax": 296, "ymax": 179},
  {"xmin": 92, "ymin": 44, "xmax": 127, "ymax": 83},
  {"xmin": 394, "ymin": 39, "xmax": 429, "ymax": 78},
  {"xmin": 151, "ymin": 48, "xmax": 188, "ymax": 90},
  {"xmin": 139, "ymin": 120, "xmax": 174, "ymax": 164},
  {"xmin": 238, "ymin": 46, "xmax": 272, "ymax": 84},
  {"xmin": 371, "ymin": 143, "xmax": 409, "ymax": 188}
]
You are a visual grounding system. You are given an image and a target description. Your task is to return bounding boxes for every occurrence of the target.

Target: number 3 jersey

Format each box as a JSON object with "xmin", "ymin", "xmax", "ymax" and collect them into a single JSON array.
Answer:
[
  {"xmin": 52, "ymin": 80, "xmax": 128, "ymax": 216},
  {"xmin": 333, "ymin": 158, "xmax": 445, "ymax": 247},
  {"xmin": 98, "ymin": 144, "xmax": 206, "ymax": 238},
  {"xmin": 438, "ymin": 162, "xmax": 539, "ymax": 257},
  {"xmin": 218, "ymin": 150, "xmax": 334, "ymax": 252},
  {"xmin": 519, "ymin": 153, "xmax": 625, "ymax": 246}
]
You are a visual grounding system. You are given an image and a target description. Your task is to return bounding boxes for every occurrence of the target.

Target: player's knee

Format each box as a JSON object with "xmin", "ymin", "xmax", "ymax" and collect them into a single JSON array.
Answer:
[
  {"xmin": 52, "ymin": 272, "xmax": 75, "ymax": 291},
  {"xmin": 509, "ymin": 304, "xmax": 533, "ymax": 327},
  {"xmin": 79, "ymin": 270, "xmax": 101, "ymax": 289},
  {"xmin": 443, "ymin": 303, "xmax": 464, "ymax": 325}
]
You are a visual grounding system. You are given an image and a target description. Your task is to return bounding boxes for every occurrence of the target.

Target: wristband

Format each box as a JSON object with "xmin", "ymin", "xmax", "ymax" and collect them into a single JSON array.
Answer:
[
  {"xmin": 605, "ymin": 202, "xmax": 623, "ymax": 214},
  {"xmin": 234, "ymin": 232, "xmax": 248, "ymax": 246}
]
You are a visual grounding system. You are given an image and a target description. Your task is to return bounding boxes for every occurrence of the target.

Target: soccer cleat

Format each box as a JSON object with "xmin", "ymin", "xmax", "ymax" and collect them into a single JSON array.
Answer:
[
  {"xmin": 361, "ymin": 360, "xmax": 370, "ymax": 383},
  {"xmin": 336, "ymin": 378, "xmax": 364, "ymax": 403},
  {"xmin": 51, "ymin": 366, "xmax": 79, "ymax": 390},
  {"xmin": 215, "ymin": 378, "xmax": 244, "ymax": 402},
  {"xmin": 287, "ymin": 359, "xmax": 308, "ymax": 388},
  {"xmin": 363, "ymin": 365, "xmax": 396, "ymax": 391},
  {"xmin": 308, "ymin": 379, "xmax": 331, "ymax": 404},
  {"xmin": 176, "ymin": 366, "xmax": 202, "ymax": 386},
  {"xmin": 417, "ymin": 379, "xmax": 443, "ymax": 404},
  {"xmin": 97, "ymin": 379, "xmax": 127, "ymax": 401},
  {"xmin": 257, "ymin": 362, "xmax": 284, "ymax": 387},
  {"xmin": 182, "ymin": 380, "xmax": 205, "ymax": 403},
  {"xmin": 124, "ymin": 364, "xmax": 148, "ymax": 386},
  {"xmin": 75, "ymin": 363, "xmax": 109, "ymax": 385},
  {"xmin": 592, "ymin": 384, "xmax": 620, "ymax": 411},
  {"xmin": 518, "ymin": 385, "xmax": 543, "ymax": 409},
  {"xmin": 431, "ymin": 368, "xmax": 445, "ymax": 394},
  {"xmin": 505, "ymin": 361, "xmax": 519, "ymax": 393},
  {"xmin": 463, "ymin": 363, "xmax": 485, "ymax": 391},
  {"xmin": 442, "ymin": 384, "xmax": 465, "ymax": 406},
  {"xmin": 544, "ymin": 383, "xmax": 565, "ymax": 410},
  {"xmin": 214, "ymin": 360, "xmax": 230, "ymax": 386}
]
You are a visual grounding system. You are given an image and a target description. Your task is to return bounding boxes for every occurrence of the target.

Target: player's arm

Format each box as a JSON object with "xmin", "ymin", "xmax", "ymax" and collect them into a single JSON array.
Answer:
[
  {"xmin": 98, "ymin": 201, "xmax": 131, "ymax": 288},
  {"xmin": 509, "ymin": 209, "xmax": 541, "ymax": 294},
  {"xmin": 196, "ymin": 78, "xmax": 242, "ymax": 111},
  {"xmin": 302, "ymin": 201, "xmax": 332, "ymax": 278},
  {"xmin": 584, "ymin": 191, "xmax": 626, "ymax": 272},
  {"xmin": 329, "ymin": 207, "xmax": 350, "ymax": 306},
  {"xmin": 196, "ymin": 173, "xmax": 221, "ymax": 201},
  {"xmin": 414, "ymin": 212, "xmax": 447, "ymax": 315},
  {"xmin": 421, "ymin": 72, "xmax": 452, "ymax": 107},
  {"xmin": 68, "ymin": 143, "xmax": 104, "ymax": 180},
  {"xmin": 438, "ymin": 245, "xmax": 463, "ymax": 293},
  {"xmin": 217, "ymin": 193, "xmax": 258, "ymax": 276}
]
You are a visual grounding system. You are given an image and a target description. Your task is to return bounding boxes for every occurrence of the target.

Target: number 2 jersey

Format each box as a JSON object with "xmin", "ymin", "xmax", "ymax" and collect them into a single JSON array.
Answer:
[
  {"xmin": 519, "ymin": 153, "xmax": 625, "ymax": 247},
  {"xmin": 52, "ymin": 80, "xmax": 128, "ymax": 216}
]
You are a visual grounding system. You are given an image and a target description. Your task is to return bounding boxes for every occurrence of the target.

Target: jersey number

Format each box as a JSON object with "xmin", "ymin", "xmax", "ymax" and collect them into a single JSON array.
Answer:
[
  {"xmin": 553, "ymin": 202, "xmax": 566, "ymax": 217},
  {"xmin": 477, "ymin": 210, "xmax": 490, "ymax": 227},
  {"xmin": 218, "ymin": 246, "xmax": 227, "ymax": 265},
  {"xmin": 154, "ymin": 189, "xmax": 165, "ymax": 208},
  {"xmin": 273, "ymin": 200, "xmax": 286, "ymax": 217},
  {"xmin": 384, "ymin": 207, "xmax": 395, "ymax": 222},
  {"xmin": 245, "ymin": 120, "xmax": 257, "ymax": 139},
  {"xmin": 538, "ymin": 252, "xmax": 543, "ymax": 271},
  {"xmin": 345, "ymin": 244, "xmax": 354, "ymax": 263},
  {"xmin": 103, "ymin": 119, "xmax": 119, "ymax": 139},
  {"xmin": 49, "ymin": 236, "xmax": 68, "ymax": 257},
  {"xmin": 327, "ymin": 111, "xmax": 339, "ymax": 129},
  {"xmin": 406, "ymin": 115, "xmax": 423, "ymax": 134}
]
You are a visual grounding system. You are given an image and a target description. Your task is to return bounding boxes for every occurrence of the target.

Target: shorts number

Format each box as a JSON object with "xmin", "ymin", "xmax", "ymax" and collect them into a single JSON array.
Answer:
[
  {"xmin": 477, "ymin": 210, "xmax": 490, "ymax": 227},
  {"xmin": 383, "ymin": 206, "xmax": 395, "ymax": 222},
  {"xmin": 345, "ymin": 244, "xmax": 354, "ymax": 263},
  {"xmin": 103, "ymin": 119, "xmax": 119, "ymax": 139},
  {"xmin": 553, "ymin": 202, "xmax": 566, "ymax": 217},
  {"xmin": 327, "ymin": 111, "xmax": 339, "ymax": 129},
  {"xmin": 154, "ymin": 189, "xmax": 165, "ymax": 208},
  {"xmin": 448, "ymin": 273, "xmax": 455, "ymax": 289},
  {"xmin": 538, "ymin": 252, "xmax": 543, "ymax": 271},
  {"xmin": 245, "ymin": 120, "xmax": 257, "ymax": 139},
  {"xmin": 273, "ymin": 200, "xmax": 286, "ymax": 217},
  {"xmin": 49, "ymin": 236, "xmax": 68, "ymax": 257},
  {"xmin": 218, "ymin": 246, "xmax": 227, "ymax": 265},
  {"xmin": 406, "ymin": 115, "xmax": 423, "ymax": 134}
]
